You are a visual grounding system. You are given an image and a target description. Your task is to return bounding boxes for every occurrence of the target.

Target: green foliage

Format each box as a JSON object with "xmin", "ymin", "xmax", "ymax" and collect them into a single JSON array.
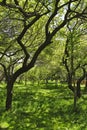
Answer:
[{"xmin": 0, "ymin": 83, "xmax": 87, "ymax": 129}]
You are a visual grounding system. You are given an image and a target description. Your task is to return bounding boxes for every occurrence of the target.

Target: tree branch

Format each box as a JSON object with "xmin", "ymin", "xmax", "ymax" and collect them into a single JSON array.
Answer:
[
  {"xmin": 0, "ymin": 63, "xmax": 8, "ymax": 81},
  {"xmin": 14, "ymin": 0, "xmax": 19, "ymax": 5},
  {"xmin": 45, "ymin": 0, "xmax": 60, "ymax": 36}
]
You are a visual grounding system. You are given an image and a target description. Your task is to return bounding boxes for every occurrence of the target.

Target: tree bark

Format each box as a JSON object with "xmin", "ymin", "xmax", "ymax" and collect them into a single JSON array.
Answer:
[
  {"xmin": 67, "ymin": 74, "xmax": 74, "ymax": 92},
  {"xmin": 74, "ymin": 86, "xmax": 77, "ymax": 112},
  {"xmin": 77, "ymin": 80, "xmax": 81, "ymax": 98},
  {"xmin": 77, "ymin": 68, "xmax": 85, "ymax": 98},
  {"xmin": 6, "ymin": 81, "xmax": 14, "ymax": 110}
]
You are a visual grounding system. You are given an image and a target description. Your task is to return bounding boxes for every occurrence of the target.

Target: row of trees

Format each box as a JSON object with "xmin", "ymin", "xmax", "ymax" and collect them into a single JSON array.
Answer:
[{"xmin": 0, "ymin": 0, "xmax": 87, "ymax": 110}]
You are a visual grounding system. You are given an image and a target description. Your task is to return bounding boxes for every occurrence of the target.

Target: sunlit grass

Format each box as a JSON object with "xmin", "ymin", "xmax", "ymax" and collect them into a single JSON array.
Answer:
[{"xmin": 0, "ymin": 82, "xmax": 87, "ymax": 129}]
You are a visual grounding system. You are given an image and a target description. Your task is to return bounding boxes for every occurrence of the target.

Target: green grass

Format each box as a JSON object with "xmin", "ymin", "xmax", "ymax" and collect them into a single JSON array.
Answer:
[{"xmin": 0, "ymin": 82, "xmax": 87, "ymax": 130}]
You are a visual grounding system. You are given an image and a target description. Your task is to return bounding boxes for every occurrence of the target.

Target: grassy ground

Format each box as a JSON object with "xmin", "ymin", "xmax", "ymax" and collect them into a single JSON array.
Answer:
[{"xmin": 0, "ymin": 82, "xmax": 87, "ymax": 130}]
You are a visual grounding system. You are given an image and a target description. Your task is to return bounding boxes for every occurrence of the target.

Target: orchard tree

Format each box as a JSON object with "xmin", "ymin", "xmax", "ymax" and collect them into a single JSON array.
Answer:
[
  {"xmin": 63, "ymin": 21, "xmax": 87, "ymax": 92},
  {"xmin": 62, "ymin": 20, "xmax": 87, "ymax": 110},
  {"xmin": 0, "ymin": 0, "xmax": 87, "ymax": 110}
]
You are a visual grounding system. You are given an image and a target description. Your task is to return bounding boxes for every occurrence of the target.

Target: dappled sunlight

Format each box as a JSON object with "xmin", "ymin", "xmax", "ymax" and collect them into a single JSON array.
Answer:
[{"xmin": 0, "ymin": 83, "xmax": 87, "ymax": 129}]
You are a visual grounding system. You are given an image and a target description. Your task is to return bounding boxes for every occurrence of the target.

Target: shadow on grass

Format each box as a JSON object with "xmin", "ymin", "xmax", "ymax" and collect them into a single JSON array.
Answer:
[{"xmin": 0, "ymin": 85, "xmax": 87, "ymax": 130}]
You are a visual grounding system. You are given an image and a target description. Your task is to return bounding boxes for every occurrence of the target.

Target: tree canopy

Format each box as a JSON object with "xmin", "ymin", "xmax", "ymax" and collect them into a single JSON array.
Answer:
[{"xmin": 0, "ymin": 0, "xmax": 87, "ymax": 110}]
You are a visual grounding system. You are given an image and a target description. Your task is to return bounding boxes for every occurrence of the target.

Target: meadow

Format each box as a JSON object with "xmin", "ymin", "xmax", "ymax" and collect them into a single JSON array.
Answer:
[{"xmin": 0, "ymin": 82, "xmax": 87, "ymax": 130}]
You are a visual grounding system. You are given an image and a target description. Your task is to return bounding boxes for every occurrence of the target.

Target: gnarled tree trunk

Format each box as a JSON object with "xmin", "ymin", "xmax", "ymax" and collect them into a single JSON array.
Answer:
[
  {"xmin": 67, "ymin": 73, "xmax": 74, "ymax": 92},
  {"xmin": 77, "ymin": 79, "xmax": 81, "ymax": 98},
  {"xmin": 77, "ymin": 67, "xmax": 85, "ymax": 98},
  {"xmin": 6, "ymin": 80, "xmax": 14, "ymax": 110}
]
